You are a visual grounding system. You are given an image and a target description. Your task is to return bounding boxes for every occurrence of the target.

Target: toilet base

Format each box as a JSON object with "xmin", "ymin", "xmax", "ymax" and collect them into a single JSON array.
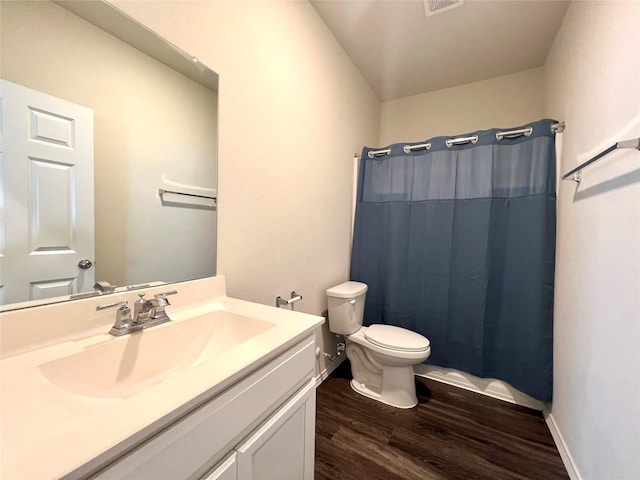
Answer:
[
  {"xmin": 350, "ymin": 377, "xmax": 418, "ymax": 409},
  {"xmin": 344, "ymin": 329, "xmax": 429, "ymax": 409}
]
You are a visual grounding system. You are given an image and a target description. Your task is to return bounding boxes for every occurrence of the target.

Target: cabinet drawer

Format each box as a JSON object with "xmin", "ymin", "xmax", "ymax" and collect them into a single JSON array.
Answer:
[{"xmin": 92, "ymin": 337, "xmax": 315, "ymax": 479}]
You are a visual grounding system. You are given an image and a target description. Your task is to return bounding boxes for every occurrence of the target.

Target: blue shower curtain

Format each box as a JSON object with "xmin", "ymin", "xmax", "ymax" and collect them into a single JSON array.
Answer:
[{"xmin": 350, "ymin": 119, "xmax": 556, "ymax": 402}]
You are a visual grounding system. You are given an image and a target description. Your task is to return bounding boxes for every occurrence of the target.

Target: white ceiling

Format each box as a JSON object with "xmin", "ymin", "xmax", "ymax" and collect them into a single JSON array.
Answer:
[{"xmin": 310, "ymin": 0, "xmax": 570, "ymax": 101}]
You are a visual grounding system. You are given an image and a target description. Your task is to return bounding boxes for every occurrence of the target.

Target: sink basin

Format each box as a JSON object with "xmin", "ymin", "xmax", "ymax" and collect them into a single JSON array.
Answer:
[{"xmin": 38, "ymin": 311, "xmax": 274, "ymax": 399}]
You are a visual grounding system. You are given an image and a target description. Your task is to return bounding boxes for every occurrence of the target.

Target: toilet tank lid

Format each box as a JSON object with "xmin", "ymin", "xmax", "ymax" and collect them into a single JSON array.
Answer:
[{"xmin": 326, "ymin": 281, "xmax": 368, "ymax": 298}]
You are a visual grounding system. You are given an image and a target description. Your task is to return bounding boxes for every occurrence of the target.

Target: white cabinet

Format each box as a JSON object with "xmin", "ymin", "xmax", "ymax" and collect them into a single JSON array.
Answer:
[
  {"xmin": 236, "ymin": 379, "xmax": 315, "ymax": 480},
  {"xmin": 203, "ymin": 453, "xmax": 237, "ymax": 480},
  {"xmin": 91, "ymin": 337, "xmax": 316, "ymax": 480}
]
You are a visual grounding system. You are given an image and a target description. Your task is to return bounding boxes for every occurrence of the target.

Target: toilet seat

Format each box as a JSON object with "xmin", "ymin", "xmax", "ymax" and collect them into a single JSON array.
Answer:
[{"xmin": 364, "ymin": 324, "xmax": 430, "ymax": 352}]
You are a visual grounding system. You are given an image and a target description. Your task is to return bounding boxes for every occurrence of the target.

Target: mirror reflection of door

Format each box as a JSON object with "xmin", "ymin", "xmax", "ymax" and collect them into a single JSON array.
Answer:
[{"xmin": 1, "ymin": 79, "xmax": 95, "ymax": 305}]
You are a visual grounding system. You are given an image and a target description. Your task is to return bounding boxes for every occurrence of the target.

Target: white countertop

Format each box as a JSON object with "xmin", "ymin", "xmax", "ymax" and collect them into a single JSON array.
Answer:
[{"xmin": 0, "ymin": 276, "xmax": 324, "ymax": 479}]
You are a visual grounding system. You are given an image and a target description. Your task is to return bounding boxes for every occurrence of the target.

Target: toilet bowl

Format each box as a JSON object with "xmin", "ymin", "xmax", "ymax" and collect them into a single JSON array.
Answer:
[{"xmin": 326, "ymin": 281, "xmax": 431, "ymax": 408}]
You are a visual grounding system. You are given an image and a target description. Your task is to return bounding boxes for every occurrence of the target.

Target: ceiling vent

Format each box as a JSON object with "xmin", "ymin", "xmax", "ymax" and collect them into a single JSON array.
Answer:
[{"xmin": 423, "ymin": 0, "xmax": 464, "ymax": 18}]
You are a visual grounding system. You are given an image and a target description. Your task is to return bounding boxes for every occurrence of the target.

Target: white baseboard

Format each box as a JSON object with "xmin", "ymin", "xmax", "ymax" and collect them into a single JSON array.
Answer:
[
  {"xmin": 315, "ymin": 355, "xmax": 346, "ymax": 387},
  {"xmin": 543, "ymin": 409, "xmax": 582, "ymax": 480},
  {"xmin": 414, "ymin": 364, "xmax": 545, "ymax": 411}
]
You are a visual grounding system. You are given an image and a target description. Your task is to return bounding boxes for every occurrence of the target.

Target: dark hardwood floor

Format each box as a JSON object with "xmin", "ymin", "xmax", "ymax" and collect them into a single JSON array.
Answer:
[{"xmin": 315, "ymin": 360, "xmax": 568, "ymax": 480}]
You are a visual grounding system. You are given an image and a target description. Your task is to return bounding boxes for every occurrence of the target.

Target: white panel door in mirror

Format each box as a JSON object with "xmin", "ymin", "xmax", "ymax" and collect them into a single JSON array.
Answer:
[{"xmin": 0, "ymin": 80, "xmax": 95, "ymax": 304}]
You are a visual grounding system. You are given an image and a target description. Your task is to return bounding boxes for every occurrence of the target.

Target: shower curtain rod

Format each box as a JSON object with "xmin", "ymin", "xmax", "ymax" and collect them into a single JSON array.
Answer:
[{"xmin": 355, "ymin": 121, "xmax": 566, "ymax": 159}]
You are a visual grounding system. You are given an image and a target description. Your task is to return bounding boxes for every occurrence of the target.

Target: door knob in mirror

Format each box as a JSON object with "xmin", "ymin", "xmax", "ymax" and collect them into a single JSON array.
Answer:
[{"xmin": 78, "ymin": 259, "xmax": 93, "ymax": 269}]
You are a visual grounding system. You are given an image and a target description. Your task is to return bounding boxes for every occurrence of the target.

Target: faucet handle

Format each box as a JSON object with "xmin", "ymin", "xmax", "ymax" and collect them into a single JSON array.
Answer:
[
  {"xmin": 154, "ymin": 290, "xmax": 178, "ymax": 305},
  {"xmin": 149, "ymin": 290, "xmax": 177, "ymax": 319},
  {"xmin": 154, "ymin": 290, "xmax": 178, "ymax": 298},
  {"xmin": 97, "ymin": 300, "xmax": 132, "ymax": 333},
  {"xmin": 96, "ymin": 300, "xmax": 128, "ymax": 311}
]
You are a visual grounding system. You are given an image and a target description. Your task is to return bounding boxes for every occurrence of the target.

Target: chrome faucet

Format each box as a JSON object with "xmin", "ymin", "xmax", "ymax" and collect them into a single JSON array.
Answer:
[
  {"xmin": 97, "ymin": 290, "xmax": 178, "ymax": 336},
  {"xmin": 94, "ymin": 281, "xmax": 116, "ymax": 294},
  {"xmin": 133, "ymin": 293, "xmax": 155, "ymax": 323}
]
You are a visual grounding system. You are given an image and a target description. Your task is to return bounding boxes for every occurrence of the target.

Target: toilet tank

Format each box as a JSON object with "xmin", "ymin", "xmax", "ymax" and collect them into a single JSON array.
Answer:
[{"xmin": 326, "ymin": 281, "xmax": 368, "ymax": 335}]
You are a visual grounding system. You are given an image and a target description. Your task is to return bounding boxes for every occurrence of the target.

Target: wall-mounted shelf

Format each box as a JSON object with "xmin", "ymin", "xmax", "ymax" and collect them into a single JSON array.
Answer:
[{"xmin": 562, "ymin": 138, "xmax": 640, "ymax": 183}]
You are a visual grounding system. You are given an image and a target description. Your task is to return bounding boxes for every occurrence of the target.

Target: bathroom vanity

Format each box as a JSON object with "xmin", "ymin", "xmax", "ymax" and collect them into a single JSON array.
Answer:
[{"xmin": 0, "ymin": 276, "xmax": 323, "ymax": 479}]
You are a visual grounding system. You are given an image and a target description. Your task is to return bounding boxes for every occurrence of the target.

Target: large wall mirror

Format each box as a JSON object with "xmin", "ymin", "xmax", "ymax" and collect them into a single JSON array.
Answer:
[{"xmin": 0, "ymin": 0, "xmax": 219, "ymax": 311}]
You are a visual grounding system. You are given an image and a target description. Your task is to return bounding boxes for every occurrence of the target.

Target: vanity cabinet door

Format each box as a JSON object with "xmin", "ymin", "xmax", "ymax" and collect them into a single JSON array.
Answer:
[
  {"xmin": 236, "ymin": 379, "xmax": 316, "ymax": 480},
  {"xmin": 202, "ymin": 452, "xmax": 237, "ymax": 480}
]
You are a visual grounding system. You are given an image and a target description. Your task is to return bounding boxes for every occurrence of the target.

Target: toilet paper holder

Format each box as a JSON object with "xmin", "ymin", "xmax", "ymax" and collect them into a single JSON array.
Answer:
[{"xmin": 276, "ymin": 291, "xmax": 302, "ymax": 309}]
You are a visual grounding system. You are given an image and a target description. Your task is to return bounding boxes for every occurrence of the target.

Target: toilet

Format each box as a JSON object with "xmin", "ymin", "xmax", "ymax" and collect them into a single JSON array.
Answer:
[{"xmin": 326, "ymin": 281, "xmax": 431, "ymax": 408}]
